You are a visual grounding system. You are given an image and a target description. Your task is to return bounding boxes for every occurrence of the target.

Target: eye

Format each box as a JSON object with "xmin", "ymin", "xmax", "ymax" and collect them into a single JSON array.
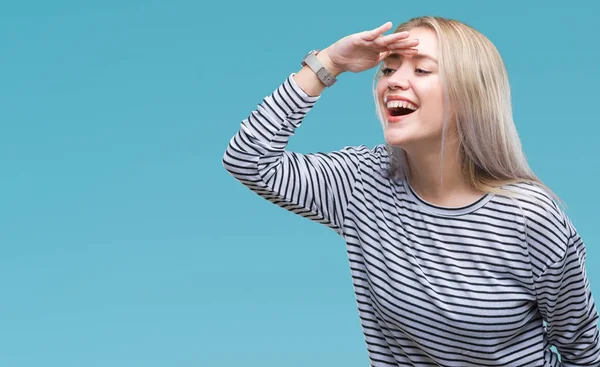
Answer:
[
  {"xmin": 415, "ymin": 68, "xmax": 431, "ymax": 75},
  {"xmin": 381, "ymin": 67, "xmax": 395, "ymax": 76}
]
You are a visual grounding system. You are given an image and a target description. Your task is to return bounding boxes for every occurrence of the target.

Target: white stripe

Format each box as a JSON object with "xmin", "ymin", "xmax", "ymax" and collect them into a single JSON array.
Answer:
[{"xmin": 222, "ymin": 73, "xmax": 600, "ymax": 367}]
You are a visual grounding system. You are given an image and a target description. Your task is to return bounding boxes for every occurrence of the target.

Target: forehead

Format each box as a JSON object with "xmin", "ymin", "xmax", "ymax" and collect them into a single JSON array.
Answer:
[
  {"xmin": 396, "ymin": 26, "xmax": 438, "ymax": 57},
  {"xmin": 382, "ymin": 27, "xmax": 439, "ymax": 65}
]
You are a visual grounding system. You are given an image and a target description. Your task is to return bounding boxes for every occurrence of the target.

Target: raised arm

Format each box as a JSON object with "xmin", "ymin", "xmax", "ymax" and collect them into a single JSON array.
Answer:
[
  {"xmin": 222, "ymin": 22, "xmax": 419, "ymax": 234},
  {"xmin": 222, "ymin": 71, "xmax": 364, "ymax": 233}
]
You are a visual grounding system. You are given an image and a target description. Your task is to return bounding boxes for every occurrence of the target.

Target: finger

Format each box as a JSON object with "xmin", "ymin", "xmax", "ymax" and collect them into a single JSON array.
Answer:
[
  {"xmin": 369, "ymin": 44, "xmax": 397, "ymax": 53},
  {"xmin": 381, "ymin": 31, "xmax": 411, "ymax": 43},
  {"xmin": 386, "ymin": 38, "xmax": 419, "ymax": 49},
  {"xmin": 386, "ymin": 48, "xmax": 419, "ymax": 56},
  {"xmin": 361, "ymin": 21, "xmax": 393, "ymax": 41},
  {"xmin": 369, "ymin": 31, "xmax": 410, "ymax": 48}
]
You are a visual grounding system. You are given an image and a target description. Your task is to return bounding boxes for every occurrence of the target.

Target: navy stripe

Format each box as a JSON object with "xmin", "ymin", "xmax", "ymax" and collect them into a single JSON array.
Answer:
[{"xmin": 222, "ymin": 73, "xmax": 600, "ymax": 366}]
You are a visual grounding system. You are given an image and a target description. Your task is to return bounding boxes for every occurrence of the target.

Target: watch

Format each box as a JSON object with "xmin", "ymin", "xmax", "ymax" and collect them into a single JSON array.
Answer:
[{"xmin": 301, "ymin": 49, "xmax": 337, "ymax": 87}]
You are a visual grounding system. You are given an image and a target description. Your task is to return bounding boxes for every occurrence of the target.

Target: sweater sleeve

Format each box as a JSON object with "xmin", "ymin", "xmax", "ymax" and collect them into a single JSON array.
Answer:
[
  {"xmin": 222, "ymin": 73, "xmax": 375, "ymax": 235},
  {"xmin": 534, "ymin": 213, "xmax": 600, "ymax": 366}
]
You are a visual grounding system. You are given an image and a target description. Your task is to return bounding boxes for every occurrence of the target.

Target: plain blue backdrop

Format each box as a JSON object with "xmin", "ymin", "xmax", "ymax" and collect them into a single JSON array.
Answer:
[{"xmin": 1, "ymin": 1, "xmax": 598, "ymax": 366}]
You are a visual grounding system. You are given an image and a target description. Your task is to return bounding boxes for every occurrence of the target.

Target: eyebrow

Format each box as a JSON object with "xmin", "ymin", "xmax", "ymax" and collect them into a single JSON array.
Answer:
[{"xmin": 383, "ymin": 53, "xmax": 438, "ymax": 64}]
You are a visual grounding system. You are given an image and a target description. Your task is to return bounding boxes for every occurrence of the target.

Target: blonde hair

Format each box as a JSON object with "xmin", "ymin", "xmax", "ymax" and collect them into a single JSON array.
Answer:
[{"xmin": 372, "ymin": 16, "xmax": 566, "ymax": 209}]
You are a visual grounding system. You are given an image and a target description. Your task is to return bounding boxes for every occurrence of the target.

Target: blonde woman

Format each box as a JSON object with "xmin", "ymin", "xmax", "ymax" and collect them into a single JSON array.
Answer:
[{"xmin": 222, "ymin": 16, "xmax": 600, "ymax": 366}]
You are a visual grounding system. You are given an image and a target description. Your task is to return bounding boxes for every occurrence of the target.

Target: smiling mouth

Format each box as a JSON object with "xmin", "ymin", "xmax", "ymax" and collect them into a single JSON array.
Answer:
[
  {"xmin": 389, "ymin": 106, "xmax": 417, "ymax": 117},
  {"xmin": 383, "ymin": 98, "xmax": 419, "ymax": 117}
]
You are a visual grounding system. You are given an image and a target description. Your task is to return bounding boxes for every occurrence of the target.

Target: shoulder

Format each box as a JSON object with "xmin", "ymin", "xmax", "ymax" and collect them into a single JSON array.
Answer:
[
  {"xmin": 500, "ymin": 181, "xmax": 566, "ymax": 227},
  {"xmin": 498, "ymin": 181, "xmax": 573, "ymax": 274},
  {"xmin": 334, "ymin": 144, "xmax": 390, "ymax": 169}
]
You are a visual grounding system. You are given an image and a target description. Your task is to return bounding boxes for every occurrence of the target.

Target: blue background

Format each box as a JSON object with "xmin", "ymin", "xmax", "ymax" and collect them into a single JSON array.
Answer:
[{"xmin": 1, "ymin": 1, "xmax": 598, "ymax": 366}]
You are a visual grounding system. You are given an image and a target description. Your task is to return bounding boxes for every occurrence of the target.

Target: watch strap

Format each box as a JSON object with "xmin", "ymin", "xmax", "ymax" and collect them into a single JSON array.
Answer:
[{"xmin": 301, "ymin": 50, "xmax": 337, "ymax": 87}]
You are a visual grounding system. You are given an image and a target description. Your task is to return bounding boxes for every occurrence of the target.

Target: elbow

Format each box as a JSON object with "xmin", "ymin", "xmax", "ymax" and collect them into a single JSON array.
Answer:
[
  {"xmin": 221, "ymin": 129, "xmax": 264, "ymax": 183},
  {"xmin": 221, "ymin": 139, "xmax": 254, "ymax": 181},
  {"xmin": 222, "ymin": 143, "xmax": 237, "ymax": 176}
]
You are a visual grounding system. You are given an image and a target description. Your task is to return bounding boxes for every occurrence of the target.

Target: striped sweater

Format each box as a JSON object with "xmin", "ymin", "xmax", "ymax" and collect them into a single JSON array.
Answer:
[{"xmin": 222, "ymin": 73, "xmax": 600, "ymax": 367}]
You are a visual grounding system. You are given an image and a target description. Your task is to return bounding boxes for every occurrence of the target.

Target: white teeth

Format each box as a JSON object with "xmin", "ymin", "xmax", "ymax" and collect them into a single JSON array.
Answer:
[{"xmin": 385, "ymin": 99, "xmax": 417, "ymax": 111}]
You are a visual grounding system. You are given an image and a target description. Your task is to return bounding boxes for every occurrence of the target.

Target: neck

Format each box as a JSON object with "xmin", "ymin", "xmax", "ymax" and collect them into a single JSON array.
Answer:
[{"xmin": 404, "ymin": 140, "xmax": 478, "ymax": 203}]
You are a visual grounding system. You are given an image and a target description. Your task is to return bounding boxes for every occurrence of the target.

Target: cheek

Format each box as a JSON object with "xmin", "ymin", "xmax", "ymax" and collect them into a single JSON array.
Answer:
[
  {"xmin": 376, "ymin": 79, "xmax": 387, "ymax": 98},
  {"xmin": 417, "ymin": 84, "xmax": 445, "ymax": 116},
  {"xmin": 375, "ymin": 79, "xmax": 388, "ymax": 114}
]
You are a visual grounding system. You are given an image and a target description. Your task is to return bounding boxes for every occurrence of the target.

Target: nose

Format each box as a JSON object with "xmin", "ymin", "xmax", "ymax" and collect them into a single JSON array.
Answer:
[{"xmin": 387, "ymin": 69, "xmax": 411, "ymax": 90}]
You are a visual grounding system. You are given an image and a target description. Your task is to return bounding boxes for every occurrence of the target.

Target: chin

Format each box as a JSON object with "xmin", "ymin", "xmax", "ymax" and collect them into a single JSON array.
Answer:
[{"xmin": 383, "ymin": 130, "xmax": 412, "ymax": 148}]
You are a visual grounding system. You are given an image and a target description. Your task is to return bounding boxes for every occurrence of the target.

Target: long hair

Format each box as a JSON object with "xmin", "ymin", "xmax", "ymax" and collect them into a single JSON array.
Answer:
[{"xmin": 372, "ymin": 16, "xmax": 565, "ymax": 209}]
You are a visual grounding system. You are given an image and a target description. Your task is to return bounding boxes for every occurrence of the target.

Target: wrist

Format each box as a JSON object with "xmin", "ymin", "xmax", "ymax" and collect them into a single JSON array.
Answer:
[{"xmin": 316, "ymin": 49, "xmax": 344, "ymax": 77}]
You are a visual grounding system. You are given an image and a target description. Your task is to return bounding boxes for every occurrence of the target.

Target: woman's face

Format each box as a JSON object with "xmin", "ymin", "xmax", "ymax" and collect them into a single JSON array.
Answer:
[{"xmin": 376, "ymin": 26, "xmax": 453, "ymax": 151}]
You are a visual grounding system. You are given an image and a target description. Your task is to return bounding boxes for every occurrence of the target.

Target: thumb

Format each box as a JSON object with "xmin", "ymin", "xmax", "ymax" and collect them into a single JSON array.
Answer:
[{"xmin": 377, "ymin": 51, "xmax": 391, "ymax": 64}]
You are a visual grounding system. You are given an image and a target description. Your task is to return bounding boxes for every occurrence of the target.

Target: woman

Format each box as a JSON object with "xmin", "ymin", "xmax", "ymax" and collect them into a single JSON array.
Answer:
[{"xmin": 222, "ymin": 16, "xmax": 600, "ymax": 366}]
